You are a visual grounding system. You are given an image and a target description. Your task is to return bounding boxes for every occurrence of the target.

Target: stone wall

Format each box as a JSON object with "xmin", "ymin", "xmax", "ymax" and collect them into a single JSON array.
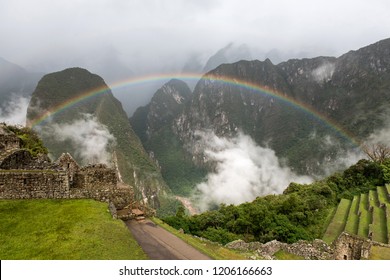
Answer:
[
  {"xmin": 225, "ymin": 239, "xmax": 333, "ymax": 260},
  {"xmin": 333, "ymin": 232, "xmax": 371, "ymax": 260},
  {"xmin": 0, "ymin": 128, "xmax": 134, "ymax": 212},
  {"xmin": 74, "ymin": 164, "xmax": 117, "ymax": 189},
  {"xmin": 0, "ymin": 133, "xmax": 21, "ymax": 152},
  {"xmin": 0, "ymin": 169, "xmax": 133, "ymax": 210},
  {"xmin": 0, "ymin": 170, "xmax": 69, "ymax": 199},
  {"xmin": 0, "ymin": 150, "xmax": 34, "ymax": 170}
]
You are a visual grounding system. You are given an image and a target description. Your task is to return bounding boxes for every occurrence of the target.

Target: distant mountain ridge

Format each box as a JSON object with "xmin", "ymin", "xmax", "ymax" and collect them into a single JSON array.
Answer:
[
  {"xmin": 0, "ymin": 57, "xmax": 43, "ymax": 105},
  {"xmin": 132, "ymin": 38, "xmax": 390, "ymax": 196}
]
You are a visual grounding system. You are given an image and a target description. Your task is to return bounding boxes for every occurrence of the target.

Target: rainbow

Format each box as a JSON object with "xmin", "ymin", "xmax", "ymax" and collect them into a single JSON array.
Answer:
[{"xmin": 29, "ymin": 72, "xmax": 361, "ymax": 148}]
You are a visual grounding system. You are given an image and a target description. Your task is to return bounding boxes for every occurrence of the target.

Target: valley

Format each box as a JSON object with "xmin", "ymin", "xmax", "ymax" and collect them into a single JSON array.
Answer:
[{"xmin": 1, "ymin": 37, "xmax": 390, "ymax": 260}]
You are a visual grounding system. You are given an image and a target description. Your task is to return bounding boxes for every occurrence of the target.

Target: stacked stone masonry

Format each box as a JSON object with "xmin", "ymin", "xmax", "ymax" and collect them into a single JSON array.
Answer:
[{"xmin": 0, "ymin": 124, "xmax": 133, "ymax": 210}]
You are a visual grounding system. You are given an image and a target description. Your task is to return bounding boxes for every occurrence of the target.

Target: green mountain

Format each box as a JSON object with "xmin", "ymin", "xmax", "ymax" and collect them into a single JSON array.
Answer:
[
  {"xmin": 131, "ymin": 79, "xmax": 206, "ymax": 196},
  {"xmin": 26, "ymin": 67, "xmax": 169, "ymax": 208},
  {"xmin": 132, "ymin": 38, "xmax": 390, "ymax": 198}
]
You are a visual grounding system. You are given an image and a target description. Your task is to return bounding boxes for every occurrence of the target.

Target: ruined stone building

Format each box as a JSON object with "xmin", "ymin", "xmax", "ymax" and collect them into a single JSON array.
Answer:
[{"xmin": 0, "ymin": 124, "xmax": 133, "ymax": 210}]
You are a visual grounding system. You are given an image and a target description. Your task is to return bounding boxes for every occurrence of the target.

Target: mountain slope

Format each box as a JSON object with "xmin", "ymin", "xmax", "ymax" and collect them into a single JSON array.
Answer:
[
  {"xmin": 26, "ymin": 67, "xmax": 169, "ymax": 208},
  {"xmin": 131, "ymin": 79, "xmax": 206, "ymax": 195},
  {"xmin": 132, "ymin": 38, "xmax": 390, "ymax": 199}
]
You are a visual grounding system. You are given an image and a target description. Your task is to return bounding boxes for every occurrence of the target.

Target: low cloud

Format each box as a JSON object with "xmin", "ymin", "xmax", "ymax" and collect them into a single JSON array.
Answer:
[
  {"xmin": 0, "ymin": 94, "xmax": 30, "ymax": 126},
  {"xmin": 193, "ymin": 130, "xmax": 312, "ymax": 211},
  {"xmin": 312, "ymin": 62, "xmax": 335, "ymax": 83},
  {"xmin": 43, "ymin": 114, "xmax": 115, "ymax": 165},
  {"xmin": 366, "ymin": 122, "xmax": 390, "ymax": 146}
]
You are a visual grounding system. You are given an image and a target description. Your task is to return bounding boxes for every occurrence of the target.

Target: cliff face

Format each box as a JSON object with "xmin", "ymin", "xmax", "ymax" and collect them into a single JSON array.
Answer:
[
  {"xmin": 132, "ymin": 38, "xmax": 390, "ymax": 195},
  {"xmin": 131, "ymin": 79, "xmax": 205, "ymax": 196},
  {"xmin": 26, "ymin": 67, "xmax": 169, "ymax": 208}
]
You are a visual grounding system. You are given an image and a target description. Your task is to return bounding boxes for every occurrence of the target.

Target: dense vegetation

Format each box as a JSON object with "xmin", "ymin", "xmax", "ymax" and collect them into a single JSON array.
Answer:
[
  {"xmin": 163, "ymin": 159, "xmax": 390, "ymax": 245},
  {"xmin": 6, "ymin": 125, "xmax": 48, "ymax": 156}
]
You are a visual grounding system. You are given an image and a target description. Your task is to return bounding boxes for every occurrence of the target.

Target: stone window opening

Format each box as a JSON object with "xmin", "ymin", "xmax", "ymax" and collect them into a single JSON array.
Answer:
[
  {"xmin": 343, "ymin": 255, "xmax": 348, "ymax": 260},
  {"xmin": 23, "ymin": 178, "xmax": 27, "ymax": 185}
]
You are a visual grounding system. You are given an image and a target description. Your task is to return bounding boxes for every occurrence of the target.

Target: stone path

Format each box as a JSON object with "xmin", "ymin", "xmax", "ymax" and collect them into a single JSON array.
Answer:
[{"xmin": 125, "ymin": 219, "xmax": 211, "ymax": 260}]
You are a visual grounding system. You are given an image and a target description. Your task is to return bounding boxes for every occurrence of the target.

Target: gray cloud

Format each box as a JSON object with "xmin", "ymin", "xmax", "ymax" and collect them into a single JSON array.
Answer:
[
  {"xmin": 1, "ymin": 0, "xmax": 389, "ymax": 74},
  {"xmin": 1, "ymin": 0, "xmax": 389, "ymax": 116}
]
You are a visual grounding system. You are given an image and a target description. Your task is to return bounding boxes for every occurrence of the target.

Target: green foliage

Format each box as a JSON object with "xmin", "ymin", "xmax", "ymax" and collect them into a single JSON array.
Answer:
[
  {"xmin": 326, "ymin": 159, "xmax": 385, "ymax": 199},
  {"xmin": 144, "ymin": 126, "xmax": 207, "ymax": 196},
  {"xmin": 201, "ymin": 227, "xmax": 240, "ymax": 245},
  {"xmin": 381, "ymin": 160, "xmax": 390, "ymax": 183},
  {"xmin": 163, "ymin": 159, "xmax": 388, "ymax": 245},
  {"xmin": 0, "ymin": 199, "xmax": 148, "ymax": 260},
  {"xmin": 7, "ymin": 125, "xmax": 48, "ymax": 156},
  {"xmin": 155, "ymin": 195, "xmax": 183, "ymax": 217}
]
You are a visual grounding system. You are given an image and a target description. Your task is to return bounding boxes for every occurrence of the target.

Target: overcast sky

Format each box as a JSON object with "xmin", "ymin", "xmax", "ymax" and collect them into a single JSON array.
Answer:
[{"xmin": 1, "ymin": 0, "xmax": 390, "ymax": 75}]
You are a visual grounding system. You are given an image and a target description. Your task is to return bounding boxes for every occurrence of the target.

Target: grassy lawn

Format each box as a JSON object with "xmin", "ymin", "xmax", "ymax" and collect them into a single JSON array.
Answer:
[
  {"xmin": 377, "ymin": 186, "xmax": 388, "ymax": 204},
  {"xmin": 371, "ymin": 206, "xmax": 387, "ymax": 244},
  {"xmin": 322, "ymin": 199, "xmax": 351, "ymax": 244},
  {"xmin": 151, "ymin": 217, "xmax": 249, "ymax": 260},
  {"xmin": 387, "ymin": 206, "xmax": 390, "ymax": 244},
  {"xmin": 357, "ymin": 193, "xmax": 371, "ymax": 239},
  {"xmin": 369, "ymin": 190, "xmax": 379, "ymax": 207},
  {"xmin": 0, "ymin": 199, "xmax": 148, "ymax": 260},
  {"xmin": 372, "ymin": 207, "xmax": 387, "ymax": 244},
  {"xmin": 345, "ymin": 195, "xmax": 359, "ymax": 235},
  {"xmin": 369, "ymin": 245, "xmax": 390, "ymax": 260}
]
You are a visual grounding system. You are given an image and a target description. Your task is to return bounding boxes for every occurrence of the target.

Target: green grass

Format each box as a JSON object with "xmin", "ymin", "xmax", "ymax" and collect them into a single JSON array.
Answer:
[
  {"xmin": 358, "ymin": 194, "xmax": 371, "ymax": 238},
  {"xmin": 0, "ymin": 199, "xmax": 148, "ymax": 260},
  {"xmin": 371, "ymin": 206, "xmax": 387, "ymax": 244},
  {"xmin": 345, "ymin": 195, "xmax": 360, "ymax": 235},
  {"xmin": 273, "ymin": 250, "xmax": 305, "ymax": 260},
  {"xmin": 369, "ymin": 245, "xmax": 390, "ymax": 260},
  {"xmin": 386, "ymin": 185, "xmax": 390, "ymax": 197},
  {"xmin": 151, "ymin": 217, "xmax": 248, "ymax": 260},
  {"xmin": 377, "ymin": 186, "xmax": 389, "ymax": 204},
  {"xmin": 387, "ymin": 206, "xmax": 390, "ymax": 244},
  {"xmin": 369, "ymin": 190, "xmax": 379, "ymax": 207},
  {"xmin": 322, "ymin": 198, "xmax": 351, "ymax": 244}
]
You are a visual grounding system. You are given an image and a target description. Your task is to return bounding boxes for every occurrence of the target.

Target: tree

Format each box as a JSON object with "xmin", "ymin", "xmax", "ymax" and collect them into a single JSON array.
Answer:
[{"xmin": 362, "ymin": 143, "xmax": 390, "ymax": 164}]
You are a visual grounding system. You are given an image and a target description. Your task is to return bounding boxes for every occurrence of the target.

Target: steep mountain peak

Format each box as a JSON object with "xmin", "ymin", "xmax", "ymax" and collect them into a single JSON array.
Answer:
[
  {"xmin": 155, "ymin": 79, "xmax": 192, "ymax": 104},
  {"xmin": 26, "ymin": 67, "xmax": 169, "ymax": 209},
  {"xmin": 131, "ymin": 79, "xmax": 192, "ymax": 142}
]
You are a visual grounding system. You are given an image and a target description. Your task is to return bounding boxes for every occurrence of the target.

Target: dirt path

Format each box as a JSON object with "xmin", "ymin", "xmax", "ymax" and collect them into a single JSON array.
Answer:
[{"xmin": 126, "ymin": 219, "xmax": 211, "ymax": 260}]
